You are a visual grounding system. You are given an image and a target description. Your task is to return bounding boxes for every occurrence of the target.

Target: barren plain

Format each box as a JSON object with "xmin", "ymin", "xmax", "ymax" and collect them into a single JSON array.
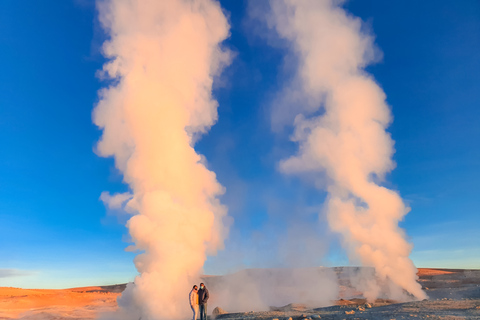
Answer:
[{"xmin": 1, "ymin": 268, "xmax": 479, "ymax": 320}]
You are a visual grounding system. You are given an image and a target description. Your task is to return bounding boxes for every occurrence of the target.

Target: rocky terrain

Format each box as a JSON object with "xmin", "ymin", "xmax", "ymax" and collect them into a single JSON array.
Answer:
[
  {"xmin": 213, "ymin": 268, "xmax": 480, "ymax": 320},
  {"xmin": 1, "ymin": 268, "xmax": 479, "ymax": 320}
]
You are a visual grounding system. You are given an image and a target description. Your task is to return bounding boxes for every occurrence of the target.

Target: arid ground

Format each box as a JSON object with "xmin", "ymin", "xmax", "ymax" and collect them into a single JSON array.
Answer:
[
  {"xmin": 1, "ymin": 269, "xmax": 479, "ymax": 320},
  {"xmin": 0, "ymin": 285, "xmax": 124, "ymax": 320}
]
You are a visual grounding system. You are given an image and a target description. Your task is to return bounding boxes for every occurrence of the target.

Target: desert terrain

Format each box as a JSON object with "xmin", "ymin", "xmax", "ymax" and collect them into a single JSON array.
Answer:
[
  {"xmin": 0, "ymin": 285, "xmax": 124, "ymax": 320},
  {"xmin": 1, "ymin": 268, "xmax": 479, "ymax": 320}
]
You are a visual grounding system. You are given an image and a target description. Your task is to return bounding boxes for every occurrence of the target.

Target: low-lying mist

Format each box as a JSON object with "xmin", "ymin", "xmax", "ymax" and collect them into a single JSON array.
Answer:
[{"xmin": 204, "ymin": 267, "xmax": 339, "ymax": 312}]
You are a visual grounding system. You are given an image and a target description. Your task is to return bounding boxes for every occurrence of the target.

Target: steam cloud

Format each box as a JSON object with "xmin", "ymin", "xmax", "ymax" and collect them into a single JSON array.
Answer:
[
  {"xmin": 93, "ymin": 0, "xmax": 231, "ymax": 319},
  {"xmin": 270, "ymin": 0, "xmax": 427, "ymax": 301},
  {"xmin": 205, "ymin": 267, "xmax": 338, "ymax": 312}
]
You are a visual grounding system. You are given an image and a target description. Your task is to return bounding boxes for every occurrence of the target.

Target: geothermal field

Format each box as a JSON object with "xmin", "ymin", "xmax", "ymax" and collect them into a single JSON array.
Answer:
[
  {"xmin": 1, "ymin": 268, "xmax": 479, "ymax": 320},
  {"xmin": 2, "ymin": 1, "xmax": 479, "ymax": 320}
]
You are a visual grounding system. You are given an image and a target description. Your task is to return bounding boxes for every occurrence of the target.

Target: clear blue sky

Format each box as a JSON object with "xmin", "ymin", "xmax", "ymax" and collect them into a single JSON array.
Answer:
[{"xmin": 0, "ymin": 0, "xmax": 479, "ymax": 289}]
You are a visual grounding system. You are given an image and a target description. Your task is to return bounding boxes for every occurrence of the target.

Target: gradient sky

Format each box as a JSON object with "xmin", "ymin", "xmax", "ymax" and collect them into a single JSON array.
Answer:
[{"xmin": 0, "ymin": 0, "xmax": 479, "ymax": 289}]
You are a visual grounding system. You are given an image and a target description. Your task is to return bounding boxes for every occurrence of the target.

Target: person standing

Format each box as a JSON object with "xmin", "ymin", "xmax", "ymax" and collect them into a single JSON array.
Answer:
[
  {"xmin": 198, "ymin": 282, "xmax": 209, "ymax": 320},
  {"xmin": 189, "ymin": 285, "xmax": 199, "ymax": 320}
]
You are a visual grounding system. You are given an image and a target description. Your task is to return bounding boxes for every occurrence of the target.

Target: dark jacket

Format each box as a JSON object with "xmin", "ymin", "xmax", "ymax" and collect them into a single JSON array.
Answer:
[{"xmin": 198, "ymin": 286, "xmax": 209, "ymax": 305}]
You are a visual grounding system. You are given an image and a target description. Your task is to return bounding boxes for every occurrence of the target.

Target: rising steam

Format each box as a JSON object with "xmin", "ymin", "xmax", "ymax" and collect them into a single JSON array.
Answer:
[
  {"xmin": 93, "ymin": 0, "xmax": 231, "ymax": 319},
  {"xmin": 270, "ymin": 0, "xmax": 427, "ymax": 301}
]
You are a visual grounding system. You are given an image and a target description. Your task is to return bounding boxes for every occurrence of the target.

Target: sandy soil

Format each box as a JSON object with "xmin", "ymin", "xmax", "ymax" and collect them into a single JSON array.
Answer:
[
  {"xmin": 0, "ymin": 285, "xmax": 123, "ymax": 320},
  {"xmin": 1, "ymin": 269, "xmax": 479, "ymax": 320}
]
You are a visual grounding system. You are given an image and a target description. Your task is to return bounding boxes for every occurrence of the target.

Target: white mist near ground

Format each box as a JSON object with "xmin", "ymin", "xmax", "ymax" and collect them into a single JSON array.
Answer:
[
  {"xmin": 204, "ymin": 267, "xmax": 338, "ymax": 312},
  {"xmin": 269, "ymin": 0, "xmax": 427, "ymax": 301},
  {"xmin": 93, "ymin": 0, "xmax": 231, "ymax": 319}
]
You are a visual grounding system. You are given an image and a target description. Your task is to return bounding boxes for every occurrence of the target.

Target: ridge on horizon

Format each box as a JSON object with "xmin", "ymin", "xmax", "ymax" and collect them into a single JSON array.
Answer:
[{"xmin": 4, "ymin": 267, "xmax": 478, "ymax": 291}]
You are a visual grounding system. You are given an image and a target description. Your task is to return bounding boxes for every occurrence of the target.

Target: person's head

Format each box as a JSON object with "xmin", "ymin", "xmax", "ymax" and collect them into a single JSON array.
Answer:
[
  {"xmin": 193, "ymin": 285, "xmax": 198, "ymax": 291},
  {"xmin": 200, "ymin": 283, "xmax": 205, "ymax": 289}
]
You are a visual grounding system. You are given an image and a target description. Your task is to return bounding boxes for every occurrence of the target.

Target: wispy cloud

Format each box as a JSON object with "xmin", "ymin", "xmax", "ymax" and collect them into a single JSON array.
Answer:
[{"xmin": 0, "ymin": 268, "xmax": 35, "ymax": 278}]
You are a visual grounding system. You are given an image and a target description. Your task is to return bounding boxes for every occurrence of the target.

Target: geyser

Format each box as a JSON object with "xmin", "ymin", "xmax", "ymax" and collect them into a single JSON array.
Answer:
[
  {"xmin": 270, "ymin": 0, "xmax": 427, "ymax": 301},
  {"xmin": 93, "ymin": 0, "xmax": 231, "ymax": 319}
]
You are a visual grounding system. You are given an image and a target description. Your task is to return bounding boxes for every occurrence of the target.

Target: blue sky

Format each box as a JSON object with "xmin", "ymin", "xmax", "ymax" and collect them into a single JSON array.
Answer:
[{"xmin": 0, "ymin": 0, "xmax": 479, "ymax": 289}]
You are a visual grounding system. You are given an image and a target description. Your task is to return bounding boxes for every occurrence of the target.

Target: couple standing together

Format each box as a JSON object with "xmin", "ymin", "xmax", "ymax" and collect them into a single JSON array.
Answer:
[{"xmin": 189, "ymin": 283, "xmax": 209, "ymax": 320}]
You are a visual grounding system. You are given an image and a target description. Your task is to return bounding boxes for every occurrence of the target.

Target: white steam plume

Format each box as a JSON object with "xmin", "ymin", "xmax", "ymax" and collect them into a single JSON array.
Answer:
[
  {"xmin": 205, "ymin": 267, "xmax": 338, "ymax": 312},
  {"xmin": 270, "ymin": 0, "xmax": 427, "ymax": 301},
  {"xmin": 93, "ymin": 0, "xmax": 231, "ymax": 319}
]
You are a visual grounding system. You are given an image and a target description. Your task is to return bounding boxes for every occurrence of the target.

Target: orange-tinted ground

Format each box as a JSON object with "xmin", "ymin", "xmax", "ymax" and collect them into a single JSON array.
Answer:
[
  {"xmin": 0, "ymin": 285, "xmax": 122, "ymax": 320},
  {"xmin": 1, "ymin": 268, "xmax": 479, "ymax": 320},
  {"xmin": 417, "ymin": 268, "xmax": 454, "ymax": 276}
]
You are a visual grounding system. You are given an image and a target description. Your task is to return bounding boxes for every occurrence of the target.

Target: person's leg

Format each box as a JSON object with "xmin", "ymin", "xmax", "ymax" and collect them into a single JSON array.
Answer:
[
  {"xmin": 202, "ymin": 303, "xmax": 207, "ymax": 320},
  {"xmin": 199, "ymin": 304, "xmax": 205, "ymax": 320},
  {"xmin": 193, "ymin": 305, "xmax": 199, "ymax": 320}
]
